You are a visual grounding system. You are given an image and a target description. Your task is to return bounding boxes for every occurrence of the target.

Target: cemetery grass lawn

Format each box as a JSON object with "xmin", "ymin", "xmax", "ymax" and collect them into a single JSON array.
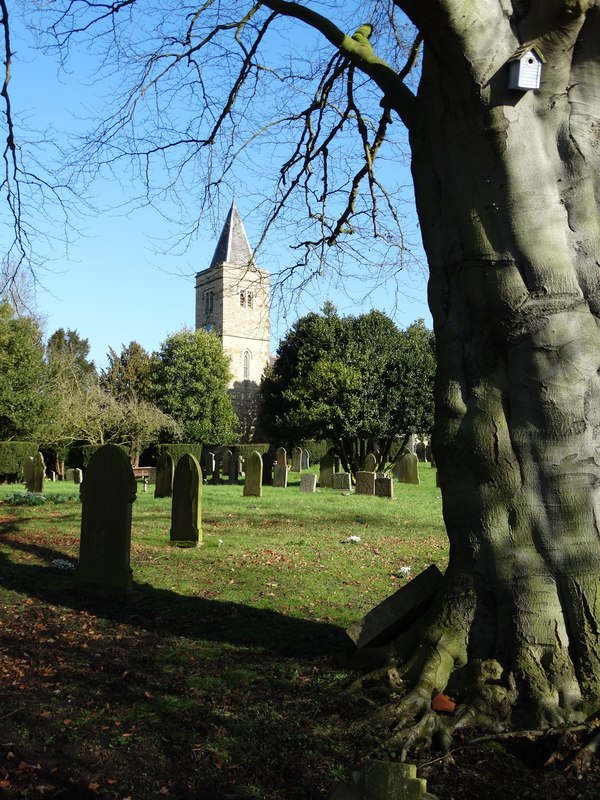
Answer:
[{"xmin": 0, "ymin": 470, "xmax": 597, "ymax": 799}]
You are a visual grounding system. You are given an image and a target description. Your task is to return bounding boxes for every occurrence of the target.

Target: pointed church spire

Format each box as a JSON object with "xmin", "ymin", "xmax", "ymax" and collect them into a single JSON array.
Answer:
[{"xmin": 209, "ymin": 200, "xmax": 255, "ymax": 269}]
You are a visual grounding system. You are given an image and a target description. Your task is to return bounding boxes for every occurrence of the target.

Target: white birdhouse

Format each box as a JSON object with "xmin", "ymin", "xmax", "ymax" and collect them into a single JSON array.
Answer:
[{"xmin": 508, "ymin": 45, "xmax": 545, "ymax": 91}]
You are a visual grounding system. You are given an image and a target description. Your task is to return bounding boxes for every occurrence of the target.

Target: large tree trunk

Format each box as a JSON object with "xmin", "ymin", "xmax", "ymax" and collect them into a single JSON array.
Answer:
[{"xmin": 398, "ymin": 2, "xmax": 600, "ymax": 733}]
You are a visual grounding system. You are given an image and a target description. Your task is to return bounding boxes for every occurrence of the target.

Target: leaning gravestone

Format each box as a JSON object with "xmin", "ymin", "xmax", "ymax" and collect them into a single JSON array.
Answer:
[
  {"xmin": 76, "ymin": 444, "xmax": 137, "ymax": 590},
  {"xmin": 32, "ymin": 452, "xmax": 45, "ymax": 493},
  {"xmin": 23, "ymin": 456, "xmax": 34, "ymax": 492},
  {"xmin": 170, "ymin": 453, "xmax": 202, "ymax": 547},
  {"xmin": 332, "ymin": 472, "xmax": 352, "ymax": 491},
  {"xmin": 355, "ymin": 471, "xmax": 376, "ymax": 495},
  {"xmin": 363, "ymin": 452, "xmax": 377, "ymax": 473},
  {"xmin": 375, "ymin": 477, "xmax": 394, "ymax": 498},
  {"xmin": 273, "ymin": 447, "xmax": 288, "ymax": 487},
  {"xmin": 299, "ymin": 473, "xmax": 317, "ymax": 493},
  {"xmin": 243, "ymin": 451, "xmax": 263, "ymax": 497},
  {"xmin": 291, "ymin": 446, "xmax": 302, "ymax": 472},
  {"xmin": 319, "ymin": 452, "xmax": 335, "ymax": 488},
  {"xmin": 399, "ymin": 452, "xmax": 420, "ymax": 485},
  {"xmin": 155, "ymin": 452, "xmax": 175, "ymax": 498},
  {"xmin": 346, "ymin": 564, "xmax": 443, "ymax": 649}
]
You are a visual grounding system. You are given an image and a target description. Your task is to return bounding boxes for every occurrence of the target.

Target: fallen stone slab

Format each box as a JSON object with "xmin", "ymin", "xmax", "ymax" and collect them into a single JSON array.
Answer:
[{"xmin": 346, "ymin": 564, "xmax": 443, "ymax": 649}]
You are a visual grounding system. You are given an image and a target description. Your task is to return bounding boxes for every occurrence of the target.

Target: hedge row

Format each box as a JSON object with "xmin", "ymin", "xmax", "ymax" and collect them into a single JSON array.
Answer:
[{"xmin": 0, "ymin": 441, "xmax": 39, "ymax": 479}]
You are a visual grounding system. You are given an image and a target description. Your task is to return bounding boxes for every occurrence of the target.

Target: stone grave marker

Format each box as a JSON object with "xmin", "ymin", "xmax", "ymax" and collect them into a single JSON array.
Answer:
[
  {"xmin": 65, "ymin": 468, "xmax": 75, "ymax": 481},
  {"xmin": 299, "ymin": 473, "xmax": 317, "ymax": 493},
  {"xmin": 399, "ymin": 452, "xmax": 420, "ymax": 485},
  {"xmin": 301, "ymin": 448, "xmax": 310, "ymax": 470},
  {"xmin": 346, "ymin": 564, "xmax": 443, "ymax": 649},
  {"xmin": 155, "ymin": 452, "xmax": 175, "ymax": 498},
  {"xmin": 319, "ymin": 452, "xmax": 334, "ymax": 488},
  {"xmin": 228, "ymin": 451, "xmax": 240, "ymax": 484},
  {"xmin": 32, "ymin": 452, "xmax": 45, "ymax": 493},
  {"xmin": 221, "ymin": 449, "xmax": 232, "ymax": 474},
  {"xmin": 416, "ymin": 441, "xmax": 427, "ymax": 462},
  {"xmin": 210, "ymin": 451, "xmax": 223, "ymax": 485},
  {"xmin": 375, "ymin": 476, "xmax": 394, "ymax": 498},
  {"xmin": 329, "ymin": 759, "xmax": 437, "ymax": 800},
  {"xmin": 273, "ymin": 447, "xmax": 288, "ymax": 487},
  {"xmin": 170, "ymin": 453, "xmax": 202, "ymax": 547},
  {"xmin": 243, "ymin": 451, "xmax": 263, "ymax": 497},
  {"xmin": 363, "ymin": 452, "xmax": 377, "ymax": 473},
  {"xmin": 291, "ymin": 446, "xmax": 302, "ymax": 472},
  {"xmin": 76, "ymin": 444, "xmax": 137, "ymax": 590},
  {"xmin": 262, "ymin": 446, "xmax": 276, "ymax": 486},
  {"xmin": 332, "ymin": 472, "xmax": 352, "ymax": 491},
  {"xmin": 23, "ymin": 456, "xmax": 34, "ymax": 491},
  {"xmin": 73, "ymin": 468, "xmax": 83, "ymax": 484},
  {"xmin": 204, "ymin": 451, "xmax": 216, "ymax": 477},
  {"xmin": 355, "ymin": 471, "xmax": 376, "ymax": 495}
]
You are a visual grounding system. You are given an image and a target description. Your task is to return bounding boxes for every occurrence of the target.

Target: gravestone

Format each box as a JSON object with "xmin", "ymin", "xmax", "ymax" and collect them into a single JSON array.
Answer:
[
  {"xmin": 346, "ymin": 564, "xmax": 443, "ymax": 649},
  {"xmin": 375, "ymin": 477, "xmax": 394, "ymax": 498},
  {"xmin": 210, "ymin": 451, "xmax": 223, "ymax": 485},
  {"xmin": 273, "ymin": 447, "xmax": 288, "ymax": 487},
  {"xmin": 299, "ymin": 473, "xmax": 317, "ymax": 493},
  {"xmin": 363, "ymin": 452, "xmax": 377, "ymax": 473},
  {"xmin": 170, "ymin": 453, "xmax": 202, "ymax": 547},
  {"xmin": 415, "ymin": 441, "xmax": 427, "ymax": 462},
  {"xmin": 65, "ymin": 468, "xmax": 75, "ymax": 482},
  {"xmin": 291, "ymin": 446, "xmax": 302, "ymax": 472},
  {"xmin": 32, "ymin": 452, "xmax": 45, "ymax": 493},
  {"xmin": 332, "ymin": 472, "xmax": 352, "ymax": 491},
  {"xmin": 319, "ymin": 452, "xmax": 335, "ymax": 488},
  {"xmin": 399, "ymin": 453, "xmax": 420, "ymax": 485},
  {"xmin": 221, "ymin": 449, "xmax": 232, "ymax": 474},
  {"xmin": 204, "ymin": 451, "xmax": 216, "ymax": 477},
  {"xmin": 355, "ymin": 471, "xmax": 376, "ymax": 495},
  {"xmin": 23, "ymin": 456, "xmax": 34, "ymax": 491},
  {"xmin": 243, "ymin": 451, "xmax": 263, "ymax": 497},
  {"xmin": 329, "ymin": 759, "xmax": 436, "ymax": 800},
  {"xmin": 76, "ymin": 444, "xmax": 137, "ymax": 590},
  {"xmin": 228, "ymin": 451, "xmax": 240, "ymax": 484},
  {"xmin": 301, "ymin": 448, "xmax": 310, "ymax": 470},
  {"xmin": 155, "ymin": 452, "xmax": 175, "ymax": 498},
  {"xmin": 73, "ymin": 468, "xmax": 83, "ymax": 484},
  {"xmin": 262, "ymin": 445, "xmax": 276, "ymax": 486}
]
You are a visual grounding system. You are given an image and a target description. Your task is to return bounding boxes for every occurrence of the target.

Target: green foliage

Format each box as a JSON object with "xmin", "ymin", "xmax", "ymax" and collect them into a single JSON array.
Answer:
[
  {"xmin": 4, "ymin": 491, "xmax": 47, "ymax": 506},
  {"xmin": 155, "ymin": 443, "xmax": 204, "ymax": 466},
  {"xmin": 46, "ymin": 327, "xmax": 96, "ymax": 378},
  {"xmin": 259, "ymin": 307, "xmax": 435, "ymax": 473},
  {"xmin": 100, "ymin": 341, "xmax": 154, "ymax": 402},
  {"xmin": 0, "ymin": 303, "xmax": 49, "ymax": 440},
  {"xmin": 0, "ymin": 441, "xmax": 38, "ymax": 479},
  {"xmin": 151, "ymin": 328, "xmax": 239, "ymax": 444}
]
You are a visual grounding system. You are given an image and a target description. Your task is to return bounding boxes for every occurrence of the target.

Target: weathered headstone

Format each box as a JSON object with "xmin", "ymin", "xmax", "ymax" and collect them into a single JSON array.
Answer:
[
  {"xmin": 375, "ymin": 477, "xmax": 394, "ymax": 498},
  {"xmin": 221, "ymin": 449, "xmax": 232, "ymax": 474},
  {"xmin": 243, "ymin": 451, "xmax": 263, "ymax": 497},
  {"xmin": 291, "ymin": 446, "xmax": 302, "ymax": 472},
  {"xmin": 32, "ymin": 452, "xmax": 45, "ymax": 493},
  {"xmin": 273, "ymin": 447, "xmax": 288, "ymax": 487},
  {"xmin": 399, "ymin": 452, "xmax": 420, "ymax": 485},
  {"xmin": 73, "ymin": 468, "xmax": 83, "ymax": 484},
  {"xmin": 329, "ymin": 759, "xmax": 437, "ymax": 800},
  {"xmin": 319, "ymin": 452, "xmax": 335, "ymax": 488},
  {"xmin": 355, "ymin": 471, "xmax": 376, "ymax": 495},
  {"xmin": 332, "ymin": 472, "xmax": 352, "ymax": 491},
  {"xmin": 301, "ymin": 448, "xmax": 310, "ymax": 470},
  {"xmin": 363, "ymin": 452, "xmax": 377, "ymax": 473},
  {"xmin": 23, "ymin": 456, "xmax": 34, "ymax": 491},
  {"xmin": 210, "ymin": 451, "xmax": 223, "ymax": 485},
  {"xmin": 204, "ymin": 451, "xmax": 216, "ymax": 476},
  {"xmin": 262, "ymin": 446, "xmax": 276, "ymax": 486},
  {"xmin": 415, "ymin": 441, "xmax": 427, "ymax": 462},
  {"xmin": 170, "ymin": 453, "xmax": 202, "ymax": 547},
  {"xmin": 155, "ymin": 451, "xmax": 175, "ymax": 498},
  {"xmin": 65, "ymin": 468, "xmax": 75, "ymax": 482},
  {"xmin": 346, "ymin": 564, "xmax": 443, "ymax": 649},
  {"xmin": 228, "ymin": 450, "xmax": 240, "ymax": 484},
  {"xmin": 76, "ymin": 444, "xmax": 137, "ymax": 590},
  {"xmin": 299, "ymin": 473, "xmax": 317, "ymax": 493}
]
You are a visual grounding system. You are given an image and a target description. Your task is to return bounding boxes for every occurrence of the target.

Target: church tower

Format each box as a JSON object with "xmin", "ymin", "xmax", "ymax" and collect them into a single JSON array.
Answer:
[{"xmin": 195, "ymin": 201, "xmax": 271, "ymax": 440}]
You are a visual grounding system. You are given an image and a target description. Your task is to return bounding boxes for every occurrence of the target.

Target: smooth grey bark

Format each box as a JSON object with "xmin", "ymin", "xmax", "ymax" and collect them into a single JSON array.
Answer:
[{"xmin": 394, "ymin": 0, "xmax": 600, "ymax": 731}]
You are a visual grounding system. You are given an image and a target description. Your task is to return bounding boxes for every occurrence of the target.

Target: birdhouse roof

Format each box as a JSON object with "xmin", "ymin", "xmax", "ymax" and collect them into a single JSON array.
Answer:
[{"xmin": 509, "ymin": 44, "xmax": 546, "ymax": 64}]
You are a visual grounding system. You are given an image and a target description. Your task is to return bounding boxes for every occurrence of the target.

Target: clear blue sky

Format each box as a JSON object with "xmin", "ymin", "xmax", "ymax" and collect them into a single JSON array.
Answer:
[{"xmin": 7, "ymin": 5, "xmax": 431, "ymax": 370}]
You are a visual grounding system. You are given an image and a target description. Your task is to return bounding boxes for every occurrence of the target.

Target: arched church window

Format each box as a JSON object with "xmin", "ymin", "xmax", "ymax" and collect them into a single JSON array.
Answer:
[
  {"xmin": 243, "ymin": 350, "xmax": 251, "ymax": 381},
  {"xmin": 240, "ymin": 290, "xmax": 246, "ymax": 307}
]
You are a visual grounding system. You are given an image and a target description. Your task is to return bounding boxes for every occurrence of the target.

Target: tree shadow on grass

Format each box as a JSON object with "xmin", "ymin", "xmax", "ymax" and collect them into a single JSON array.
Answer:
[{"xmin": 0, "ymin": 535, "xmax": 351, "ymax": 660}]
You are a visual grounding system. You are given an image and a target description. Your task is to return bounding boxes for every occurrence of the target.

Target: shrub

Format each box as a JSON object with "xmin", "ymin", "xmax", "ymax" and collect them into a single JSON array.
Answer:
[{"xmin": 0, "ymin": 441, "xmax": 38, "ymax": 481}]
